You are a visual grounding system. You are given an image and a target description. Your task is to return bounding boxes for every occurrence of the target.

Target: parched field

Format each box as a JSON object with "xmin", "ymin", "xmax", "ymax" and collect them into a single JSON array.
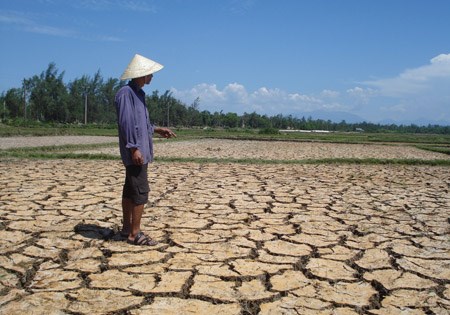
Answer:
[
  {"xmin": 0, "ymin": 137, "xmax": 449, "ymax": 314},
  {"xmin": 81, "ymin": 138, "xmax": 449, "ymax": 161}
]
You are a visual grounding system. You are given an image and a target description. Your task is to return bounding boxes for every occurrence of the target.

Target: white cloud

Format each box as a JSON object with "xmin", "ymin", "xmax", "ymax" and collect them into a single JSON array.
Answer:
[
  {"xmin": 380, "ymin": 103, "xmax": 407, "ymax": 113},
  {"xmin": 0, "ymin": 10, "xmax": 122, "ymax": 41},
  {"xmin": 171, "ymin": 83, "xmax": 338, "ymax": 115},
  {"xmin": 364, "ymin": 53, "xmax": 450, "ymax": 97},
  {"xmin": 169, "ymin": 54, "xmax": 450, "ymax": 124},
  {"xmin": 171, "ymin": 84, "xmax": 224, "ymax": 104},
  {"xmin": 25, "ymin": 24, "xmax": 77, "ymax": 37},
  {"xmin": 350, "ymin": 53, "xmax": 450, "ymax": 123},
  {"xmin": 0, "ymin": 12, "xmax": 30, "ymax": 24},
  {"xmin": 75, "ymin": 0, "xmax": 156, "ymax": 12},
  {"xmin": 0, "ymin": 11, "xmax": 74, "ymax": 37},
  {"xmin": 346, "ymin": 86, "xmax": 377, "ymax": 104},
  {"xmin": 224, "ymin": 83, "xmax": 248, "ymax": 101},
  {"xmin": 431, "ymin": 53, "xmax": 450, "ymax": 63},
  {"xmin": 320, "ymin": 89, "xmax": 340, "ymax": 98},
  {"xmin": 97, "ymin": 35, "xmax": 123, "ymax": 42}
]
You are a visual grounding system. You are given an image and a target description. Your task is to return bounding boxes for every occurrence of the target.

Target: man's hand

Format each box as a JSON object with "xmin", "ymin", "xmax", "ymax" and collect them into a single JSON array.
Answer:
[
  {"xmin": 131, "ymin": 148, "xmax": 144, "ymax": 166},
  {"xmin": 155, "ymin": 127, "xmax": 177, "ymax": 139}
]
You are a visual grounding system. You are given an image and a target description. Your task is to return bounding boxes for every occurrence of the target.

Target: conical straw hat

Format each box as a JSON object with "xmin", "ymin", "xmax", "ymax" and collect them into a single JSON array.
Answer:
[{"xmin": 120, "ymin": 54, "xmax": 164, "ymax": 80}]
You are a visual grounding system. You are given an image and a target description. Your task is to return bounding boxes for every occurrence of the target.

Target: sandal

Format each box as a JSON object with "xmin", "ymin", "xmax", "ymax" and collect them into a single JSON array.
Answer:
[
  {"xmin": 111, "ymin": 230, "xmax": 129, "ymax": 241},
  {"xmin": 127, "ymin": 231, "xmax": 158, "ymax": 246}
]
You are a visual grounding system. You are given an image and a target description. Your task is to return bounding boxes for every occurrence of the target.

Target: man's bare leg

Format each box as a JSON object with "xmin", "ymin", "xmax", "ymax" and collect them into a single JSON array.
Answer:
[
  {"xmin": 122, "ymin": 197, "xmax": 156, "ymax": 245},
  {"xmin": 121, "ymin": 198, "xmax": 133, "ymax": 235},
  {"xmin": 129, "ymin": 203, "xmax": 144, "ymax": 241},
  {"xmin": 122, "ymin": 198, "xmax": 146, "ymax": 240}
]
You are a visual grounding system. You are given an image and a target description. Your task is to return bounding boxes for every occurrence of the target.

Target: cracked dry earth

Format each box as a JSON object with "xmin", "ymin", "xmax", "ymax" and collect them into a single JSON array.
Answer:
[
  {"xmin": 76, "ymin": 139, "xmax": 449, "ymax": 161},
  {"xmin": 0, "ymin": 145, "xmax": 449, "ymax": 314}
]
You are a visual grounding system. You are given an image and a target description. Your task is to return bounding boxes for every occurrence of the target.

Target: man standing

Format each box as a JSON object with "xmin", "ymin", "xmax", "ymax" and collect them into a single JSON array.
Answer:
[{"xmin": 115, "ymin": 54, "xmax": 176, "ymax": 246}]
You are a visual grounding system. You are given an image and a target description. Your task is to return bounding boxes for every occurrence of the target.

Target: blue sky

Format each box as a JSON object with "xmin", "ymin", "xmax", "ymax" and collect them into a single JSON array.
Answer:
[{"xmin": 1, "ymin": 0, "xmax": 450, "ymax": 124}]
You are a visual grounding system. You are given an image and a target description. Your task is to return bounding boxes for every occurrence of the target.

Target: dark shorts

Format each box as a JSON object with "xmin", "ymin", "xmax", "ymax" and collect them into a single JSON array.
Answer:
[{"xmin": 122, "ymin": 164, "xmax": 150, "ymax": 205}]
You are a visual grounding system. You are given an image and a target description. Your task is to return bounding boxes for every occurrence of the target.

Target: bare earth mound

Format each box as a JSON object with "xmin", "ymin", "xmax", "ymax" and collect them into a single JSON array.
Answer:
[
  {"xmin": 80, "ymin": 138, "xmax": 448, "ymax": 160},
  {"xmin": 0, "ymin": 136, "xmax": 118, "ymax": 150}
]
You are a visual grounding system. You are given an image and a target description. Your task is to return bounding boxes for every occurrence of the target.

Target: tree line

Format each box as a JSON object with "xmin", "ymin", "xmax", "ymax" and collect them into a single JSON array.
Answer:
[{"xmin": 1, "ymin": 63, "xmax": 449, "ymax": 134}]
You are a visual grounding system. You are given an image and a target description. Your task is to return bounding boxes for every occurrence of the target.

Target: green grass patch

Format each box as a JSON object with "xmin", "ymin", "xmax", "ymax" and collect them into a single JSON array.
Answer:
[
  {"xmin": 0, "ymin": 152, "xmax": 119, "ymax": 160},
  {"xmin": 24, "ymin": 142, "xmax": 115, "ymax": 151},
  {"xmin": 0, "ymin": 123, "xmax": 117, "ymax": 137},
  {"xmin": 0, "ymin": 142, "xmax": 118, "ymax": 159},
  {"xmin": 173, "ymin": 128, "xmax": 450, "ymax": 145},
  {"xmin": 1, "ymin": 150, "xmax": 448, "ymax": 166}
]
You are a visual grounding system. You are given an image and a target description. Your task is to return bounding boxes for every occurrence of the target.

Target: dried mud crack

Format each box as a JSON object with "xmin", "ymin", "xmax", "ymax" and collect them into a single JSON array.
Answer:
[{"xmin": 0, "ymin": 139, "xmax": 449, "ymax": 314}]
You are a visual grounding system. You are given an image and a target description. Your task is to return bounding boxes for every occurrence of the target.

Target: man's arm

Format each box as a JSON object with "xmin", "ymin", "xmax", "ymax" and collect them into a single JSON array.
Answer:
[
  {"xmin": 117, "ymin": 91, "xmax": 140, "ymax": 150},
  {"xmin": 130, "ymin": 147, "xmax": 144, "ymax": 166},
  {"xmin": 117, "ymin": 90, "xmax": 143, "ymax": 165},
  {"xmin": 154, "ymin": 127, "xmax": 177, "ymax": 139}
]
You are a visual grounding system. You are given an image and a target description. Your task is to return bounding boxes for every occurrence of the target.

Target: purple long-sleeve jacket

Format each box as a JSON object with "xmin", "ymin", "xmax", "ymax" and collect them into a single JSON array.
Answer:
[{"xmin": 115, "ymin": 81, "xmax": 154, "ymax": 166}]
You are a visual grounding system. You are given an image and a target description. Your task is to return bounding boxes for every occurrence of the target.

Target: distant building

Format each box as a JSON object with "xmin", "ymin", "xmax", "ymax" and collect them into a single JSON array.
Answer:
[
  {"xmin": 355, "ymin": 128, "xmax": 364, "ymax": 132},
  {"xmin": 279, "ymin": 129, "xmax": 332, "ymax": 133}
]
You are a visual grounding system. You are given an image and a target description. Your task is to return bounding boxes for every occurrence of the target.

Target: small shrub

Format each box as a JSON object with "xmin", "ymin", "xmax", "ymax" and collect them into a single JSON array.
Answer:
[{"xmin": 258, "ymin": 127, "xmax": 279, "ymax": 135}]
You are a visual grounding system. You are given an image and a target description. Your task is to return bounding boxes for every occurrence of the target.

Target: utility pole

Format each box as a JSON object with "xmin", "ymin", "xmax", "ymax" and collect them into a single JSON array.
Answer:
[
  {"xmin": 84, "ymin": 92, "xmax": 88, "ymax": 125},
  {"xmin": 166, "ymin": 100, "xmax": 170, "ymax": 127},
  {"xmin": 22, "ymin": 79, "xmax": 27, "ymax": 120}
]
